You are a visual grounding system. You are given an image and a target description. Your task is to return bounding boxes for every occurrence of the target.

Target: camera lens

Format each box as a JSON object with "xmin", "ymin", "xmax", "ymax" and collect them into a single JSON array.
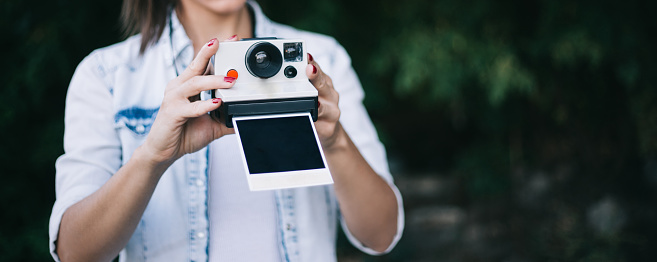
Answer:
[
  {"xmin": 255, "ymin": 51, "xmax": 270, "ymax": 68},
  {"xmin": 284, "ymin": 66, "xmax": 297, "ymax": 78},
  {"xmin": 246, "ymin": 42, "xmax": 282, "ymax": 78}
]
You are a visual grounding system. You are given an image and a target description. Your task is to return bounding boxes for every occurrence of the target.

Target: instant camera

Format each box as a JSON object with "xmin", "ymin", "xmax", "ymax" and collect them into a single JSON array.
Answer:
[
  {"xmin": 207, "ymin": 38, "xmax": 332, "ymax": 191},
  {"xmin": 208, "ymin": 38, "xmax": 318, "ymax": 127}
]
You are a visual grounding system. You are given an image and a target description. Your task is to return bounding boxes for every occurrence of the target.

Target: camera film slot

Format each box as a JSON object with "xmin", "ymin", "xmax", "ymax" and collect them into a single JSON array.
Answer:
[{"xmin": 232, "ymin": 112, "xmax": 333, "ymax": 191}]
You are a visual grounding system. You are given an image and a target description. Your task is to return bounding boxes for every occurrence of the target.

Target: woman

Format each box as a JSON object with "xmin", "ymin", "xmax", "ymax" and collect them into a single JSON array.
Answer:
[{"xmin": 49, "ymin": 0, "xmax": 403, "ymax": 261}]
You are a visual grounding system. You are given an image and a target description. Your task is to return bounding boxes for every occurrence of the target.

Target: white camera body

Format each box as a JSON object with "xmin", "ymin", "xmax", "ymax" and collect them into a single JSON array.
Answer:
[{"xmin": 208, "ymin": 38, "xmax": 318, "ymax": 127}]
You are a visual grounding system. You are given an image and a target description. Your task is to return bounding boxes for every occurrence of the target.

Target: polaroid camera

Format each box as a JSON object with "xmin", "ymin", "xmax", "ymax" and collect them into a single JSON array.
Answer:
[
  {"xmin": 206, "ymin": 38, "xmax": 332, "ymax": 191},
  {"xmin": 208, "ymin": 38, "xmax": 318, "ymax": 127}
]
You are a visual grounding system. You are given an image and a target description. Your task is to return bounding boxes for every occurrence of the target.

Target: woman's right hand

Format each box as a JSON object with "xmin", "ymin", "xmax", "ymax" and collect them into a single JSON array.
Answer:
[{"xmin": 141, "ymin": 37, "xmax": 236, "ymax": 166}]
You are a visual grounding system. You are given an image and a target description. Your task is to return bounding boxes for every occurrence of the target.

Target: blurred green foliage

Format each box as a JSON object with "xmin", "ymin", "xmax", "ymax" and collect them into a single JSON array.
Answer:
[
  {"xmin": 0, "ymin": 0, "xmax": 122, "ymax": 260},
  {"xmin": 2, "ymin": 0, "xmax": 657, "ymax": 261}
]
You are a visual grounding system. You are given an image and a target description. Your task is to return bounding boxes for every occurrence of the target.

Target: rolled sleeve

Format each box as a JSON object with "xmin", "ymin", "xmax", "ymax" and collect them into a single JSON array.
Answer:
[
  {"xmin": 326, "ymin": 42, "xmax": 405, "ymax": 255},
  {"xmin": 49, "ymin": 52, "xmax": 122, "ymax": 261},
  {"xmin": 340, "ymin": 184, "xmax": 405, "ymax": 255}
]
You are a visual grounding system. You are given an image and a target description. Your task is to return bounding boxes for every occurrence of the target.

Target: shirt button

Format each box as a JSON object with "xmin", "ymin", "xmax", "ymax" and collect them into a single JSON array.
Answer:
[
  {"xmin": 196, "ymin": 179, "xmax": 204, "ymax": 187},
  {"xmin": 197, "ymin": 232, "xmax": 205, "ymax": 238}
]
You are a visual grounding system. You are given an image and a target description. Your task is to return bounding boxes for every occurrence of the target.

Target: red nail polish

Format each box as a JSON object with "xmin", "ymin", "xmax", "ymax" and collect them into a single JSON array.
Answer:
[
  {"xmin": 212, "ymin": 98, "xmax": 221, "ymax": 104},
  {"xmin": 317, "ymin": 100, "xmax": 321, "ymax": 107},
  {"xmin": 224, "ymin": 76, "xmax": 236, "ymax": 83},
  {"xmin": 228, "ymin": 34, "xmax": 237, "ymax": 40},
  {"xmin": 312, "ymin": 64, "xmax": 317, "ymax": 74},
  {"xmin": 207, "ymin": 38, "xmax": 217, "ymax": 47},
  {"xmin": 308, "ymin": 53, "xmax": 314, "ymax": 62}
]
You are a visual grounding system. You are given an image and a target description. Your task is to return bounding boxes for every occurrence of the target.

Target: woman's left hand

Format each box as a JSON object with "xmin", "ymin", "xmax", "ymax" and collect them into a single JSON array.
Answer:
[{"xmin": 306, "ymin": 53, "xmax": 343, "ymax": 149}]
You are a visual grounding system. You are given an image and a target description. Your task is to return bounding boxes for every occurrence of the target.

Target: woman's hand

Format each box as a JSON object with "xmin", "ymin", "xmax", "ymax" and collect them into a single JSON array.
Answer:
[
  {"xmin": 306, "ymin": 53, "xmax": 344, "ymax": 150},
  {"xmin": 142, "ymin": 38, "xmax": 236, "ymax": 166}
]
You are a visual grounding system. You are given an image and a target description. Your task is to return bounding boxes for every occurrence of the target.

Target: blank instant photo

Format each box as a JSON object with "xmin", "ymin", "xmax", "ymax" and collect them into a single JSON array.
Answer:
[{"xmin": 232, "ymin": 112, "xmax": 333, "ymax": 191}]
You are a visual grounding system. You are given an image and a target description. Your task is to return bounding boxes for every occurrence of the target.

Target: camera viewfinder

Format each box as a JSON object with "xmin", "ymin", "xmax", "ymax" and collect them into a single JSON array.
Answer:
[{"xmin": 284, "ymin": 42, "xmax": 303, "ymax": 62}]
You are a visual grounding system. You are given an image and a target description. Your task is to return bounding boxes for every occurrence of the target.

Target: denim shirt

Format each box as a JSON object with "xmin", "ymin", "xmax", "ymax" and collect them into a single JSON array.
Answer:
[{"xmin": 49, "ymin": 2, "xmax": 404, "ymax": 261}]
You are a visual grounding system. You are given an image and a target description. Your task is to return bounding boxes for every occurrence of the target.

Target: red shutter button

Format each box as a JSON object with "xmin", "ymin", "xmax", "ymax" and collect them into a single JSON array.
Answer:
[{"xmin": 227, "ymin": 69, "xmax": 238, "ymax": 79}]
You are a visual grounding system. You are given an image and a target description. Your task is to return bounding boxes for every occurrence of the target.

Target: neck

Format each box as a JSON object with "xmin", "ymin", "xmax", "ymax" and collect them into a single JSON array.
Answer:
[{"xmin": 176, "ymin": 2, "xmax": 253, "ymax": 55}]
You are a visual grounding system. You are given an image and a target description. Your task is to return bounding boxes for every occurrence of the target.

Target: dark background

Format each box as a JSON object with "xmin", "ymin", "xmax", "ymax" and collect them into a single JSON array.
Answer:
[{"xmin": 2, "ymin": 0, "xmax": 657, "ymax": 261}]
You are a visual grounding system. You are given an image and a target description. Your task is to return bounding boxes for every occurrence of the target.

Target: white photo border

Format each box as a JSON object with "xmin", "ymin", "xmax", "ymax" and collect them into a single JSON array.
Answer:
[{"xmin": 232, "ymin": 112, "xmax": 333, "ymax": 191}]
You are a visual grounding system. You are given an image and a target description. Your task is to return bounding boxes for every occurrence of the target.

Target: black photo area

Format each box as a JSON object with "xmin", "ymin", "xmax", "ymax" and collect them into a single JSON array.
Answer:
[{"xmin": 235, "ymin": 115, "xmax": 325, "ymax": 174}]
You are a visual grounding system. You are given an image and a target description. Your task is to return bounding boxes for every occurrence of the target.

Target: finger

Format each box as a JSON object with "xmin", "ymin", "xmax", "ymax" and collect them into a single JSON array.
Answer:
[
  {"xmin": 222, "ymin": 34, "xmax": 238, "ymax": 42},
  {"xmin": 306, "ymin": 55, "xmax": 336, "ymax": 99},
  {"xmin": 179, "ymin": 38, "xmax": 220, "ymax": 80},
  {"xmin": 180, "ymin": 97, "xmax": 223, "ymax": 119},
  {"xmin": 201, "ymin": 35, "xmax": 239, "ymax": 75},
  {"xmin": 214, "ymin": 123, "xmax": 235, "ymax": 138},
  {"xmin": 179, "ymin": 75, "xmax": 236, "ymax": 98},
  {"xmin": 200, "ymin": 115, "xmax": 235, "ymax": 140},
  {"xmin": 317, "ymin": 96, "xmax": 340, "ymax": 120}
]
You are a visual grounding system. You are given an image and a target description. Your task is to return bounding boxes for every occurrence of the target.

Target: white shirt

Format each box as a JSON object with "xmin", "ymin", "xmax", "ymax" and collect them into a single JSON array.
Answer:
[
  {"xmin": 208, "ymin": 135, "xmax": 280, "ymax": 261},
  {"xmin": 49, "ymin": 1, "xmax": 404, "ymax": 261}
]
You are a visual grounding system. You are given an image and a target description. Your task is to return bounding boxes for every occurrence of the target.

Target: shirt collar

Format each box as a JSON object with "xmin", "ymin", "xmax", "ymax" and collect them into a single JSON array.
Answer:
[
  {"xmin": 249, "ymin": 0, "xmax": 274, "ymax": 37},
  {"xmin": 168, "ymin": 9, "xmax": 192, "ymax": 65}
]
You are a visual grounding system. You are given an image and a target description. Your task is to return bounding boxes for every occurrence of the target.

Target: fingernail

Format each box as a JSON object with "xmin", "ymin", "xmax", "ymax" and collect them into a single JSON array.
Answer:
[
  {"xmin": 308, "ymin": 53, "xmax": 314, "ymax": 62},
  {"xmin": 224, "ymin": 76, "xmax": 236, "ymax": 83},
  {"xmin": 312, "ymin": 64, "xmax": 317, "ymax": 74},
  {"xmin": 207, "ymin": 38, "xmax": 217, "ymax": 47},
  {"xmin": 212, "ymin": 98, "xmax": 221, "ymax": 104},
  {"xmin": 227, "ymin": 34, "xmax": 237, "ymax": 40},
  {"xmin": 317, "ymin": 100, "xmax": 321, "ymax": 107}
]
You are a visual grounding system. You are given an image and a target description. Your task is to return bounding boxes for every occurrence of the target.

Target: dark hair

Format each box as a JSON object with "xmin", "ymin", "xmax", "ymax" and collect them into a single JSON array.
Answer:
[{"xmin": 121, "ymin": 0, "xmax": 177, "ymax": 54}]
